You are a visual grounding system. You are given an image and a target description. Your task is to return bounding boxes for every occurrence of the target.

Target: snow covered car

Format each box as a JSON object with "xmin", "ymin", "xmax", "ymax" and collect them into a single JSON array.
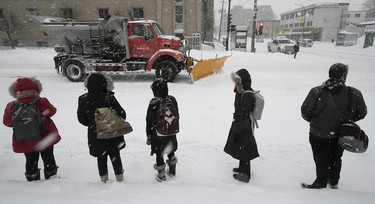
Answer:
[
  {"xmin": 300, "ymin": 39, "xmax": 313, "ymax": 47},
  {"xmin": 267, "ymin": 38, "xmax": 295, "ymax": 54}
]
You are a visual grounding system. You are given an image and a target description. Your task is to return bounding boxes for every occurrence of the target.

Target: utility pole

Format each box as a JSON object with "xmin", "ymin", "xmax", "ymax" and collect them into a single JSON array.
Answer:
[
  {"xmin": 251, "ymin": 0, "xmax": 257, "ymax": 53},
  {"xmin": 226, "ymin": 0, "xmax": 232, "ymax": 51},
  {"xmin": 218, "ymin": 1, "xmax": 226, "ymax": 42}
]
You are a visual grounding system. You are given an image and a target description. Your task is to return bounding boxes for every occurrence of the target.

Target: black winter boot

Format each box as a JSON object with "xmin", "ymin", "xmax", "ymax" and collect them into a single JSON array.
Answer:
[
  {"xmin": 44, "ymin": 166, "xmax": 59, "ymax": 180},
  {"xmin": 233, "ymin": 173, "xmax": 250, "ymax": 183},
  {"xmin": 154, "ymin": 164, "xmax": 166, "ymax": 182},
  {"xmin": 167, "ymin": 157, "xmax": 178, "ymax": 177},
  {"xmin": 301, "ymin": 182, "xmax": 327, "ymax": 189},
  {"xmin": 25, "ymin": 169, "xmax": 41, "ymax": 182}
]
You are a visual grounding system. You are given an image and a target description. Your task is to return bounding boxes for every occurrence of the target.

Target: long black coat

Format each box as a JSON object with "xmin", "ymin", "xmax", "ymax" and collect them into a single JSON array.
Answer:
[
  {"xmin": 224, "ymin": 90, "xmax": 259, "ymax": 161},
  {"xmin": 77, "ymin": 91, "xmax": 126, "ymax": 157}
]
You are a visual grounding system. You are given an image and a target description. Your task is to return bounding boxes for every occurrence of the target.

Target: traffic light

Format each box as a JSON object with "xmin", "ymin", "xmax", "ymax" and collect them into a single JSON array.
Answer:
[
  {"xmin": 258, "ymin": 22, "xmax": 264, "ymax": 35},
  {"xmin": 227, "ymin": 13, "xmax": 233, "ymax": 31},
  {"xmin": 229, "ymin": 25, "xmax": 236, "ymax": 32}
]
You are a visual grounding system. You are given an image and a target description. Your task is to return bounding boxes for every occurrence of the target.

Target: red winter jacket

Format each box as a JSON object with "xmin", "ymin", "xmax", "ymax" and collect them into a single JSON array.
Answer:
[{"xmin": 2, "ymin": 77, "xmax": 61, "ymax": 153}]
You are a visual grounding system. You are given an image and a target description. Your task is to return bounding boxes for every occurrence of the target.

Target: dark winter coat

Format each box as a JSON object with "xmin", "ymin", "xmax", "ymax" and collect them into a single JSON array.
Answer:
[
  {"xmin": 146, "ymin": 79, "xmax": 178, "ymax": 155},
  {"xmin": 77, "ymin": 73, "xmax": 126, "ymax": 157},
  {"xmin": 301, "ymin": 79, "xmax": 367, "ymax": 139},
  {"xmin": 3, "ymin": 77, "xmax": 61, "ymax": 153},
  {"xmin": 293, "ymin": 44, "xmax": 300, "ymax": 52},
  {"xmin": 224, "ymin": 70, "xmax": 259, "ymax": 161}
]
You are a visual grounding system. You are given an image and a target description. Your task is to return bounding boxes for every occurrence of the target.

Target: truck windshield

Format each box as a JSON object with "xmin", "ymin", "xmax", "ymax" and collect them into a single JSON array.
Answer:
[
  {"xmin": 279, "ymin": 40, "xmax": 292, "ymax": 44},
  {"xmin": 152, "ymin": 23, "xmax": 165, "ymax": 36}
]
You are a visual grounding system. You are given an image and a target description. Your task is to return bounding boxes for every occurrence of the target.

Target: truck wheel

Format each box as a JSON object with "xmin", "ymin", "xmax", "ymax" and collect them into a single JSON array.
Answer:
[
  {"xmin": 155, "ymin": 61, "xmax": 178, "ymax": 82},
  {"xmin": 63, "ymin": 59, "xmax": 87, "ymax": 82}
]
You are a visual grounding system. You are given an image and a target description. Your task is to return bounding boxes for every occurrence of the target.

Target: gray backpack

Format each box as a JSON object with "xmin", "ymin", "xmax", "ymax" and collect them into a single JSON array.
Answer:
[
  {"xmin": 243, "ymin": 90, "xmax": 265, "ymax": 128},
  {"xmin": 12, "ymin": 96, "xmax": 45, "ymax": 141}
]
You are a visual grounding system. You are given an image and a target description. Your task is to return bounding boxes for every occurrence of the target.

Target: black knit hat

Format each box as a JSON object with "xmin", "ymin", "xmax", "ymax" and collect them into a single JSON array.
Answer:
[
  {"xmin": 329, "ymin": 63, "xmax": 348, "ymax": 80},
  {"xmin": 151, "ymin": 78, "xmax": 168, "ymax": 98}
]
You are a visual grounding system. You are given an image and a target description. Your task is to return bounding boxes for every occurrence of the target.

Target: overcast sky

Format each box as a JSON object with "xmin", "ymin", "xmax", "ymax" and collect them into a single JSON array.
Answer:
[{"xmin": 215, "ymin": 0, "xmax": 366, "ymax": 17}]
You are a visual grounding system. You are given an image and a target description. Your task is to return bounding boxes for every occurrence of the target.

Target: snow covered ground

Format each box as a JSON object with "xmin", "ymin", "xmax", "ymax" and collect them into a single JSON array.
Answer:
[{"xmin": 0, "ymin": 39, "xmax": 374, "ymax": 204}]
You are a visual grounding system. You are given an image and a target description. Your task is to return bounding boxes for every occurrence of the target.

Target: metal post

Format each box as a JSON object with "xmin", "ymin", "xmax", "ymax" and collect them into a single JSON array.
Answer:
[
  {"xmin": 251, "ymin": 0, "xmax": 257, "ymax": 53},
  {"xmin": 218, "ymin": 1, "xmax": 226, "ymax": 42},
  {"xmin": 226, "ymin": 0, "xmax": 231, "ymax": 51}
]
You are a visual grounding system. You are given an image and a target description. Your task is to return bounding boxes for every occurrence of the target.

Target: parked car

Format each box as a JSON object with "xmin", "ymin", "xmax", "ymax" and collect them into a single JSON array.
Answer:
[
  {"xmin": 300, "ymin": 39, "xmax": 313, "ymax": 47},
  {"xmin": 267, "ymin": 37, "xmax": 295, "ymax": 54}
]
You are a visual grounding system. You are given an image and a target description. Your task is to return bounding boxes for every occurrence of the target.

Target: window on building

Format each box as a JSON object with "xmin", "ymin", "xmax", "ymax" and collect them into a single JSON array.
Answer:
[
  {"xmin": 27, "ymin": 8, "xmax": 40, "ymax": 16},
  {"xmin": 289, "ymin": 24, "xmax": 293, "ymax": 28},
  {"xmin": 60, "ymin": 8, "xmax": 73, "ymax": 19},
  {"xmin": 355, "ymin": 14, "xmax": 361, "ymax": 18},
  {"xmin": 175, "ymin": 5, "xmax": 183, "ymax": 23},
  {"xmin": 300, "ymin": 23, "xmax": 305, "ymax": 27},
  {"xmin": 132, "ymin": 7, "xmax": 144, "ymax": 20},
  {"xmin": 0, "ymin": 9, "xmax": 4, "ymax": 20},
  {"xmin": 286, "ymin": 15, "xmax": 289, "ymax": 20},
  {"xmin": 306, "ymin": 21, "xmax": 312, "ymax": 27},
  {"xmin": 291, "ymin": 13, "xmax": 295, "ymax": 19},
  {"xmin": 98, "ymin": 8, "xmax": 109, "ymax": 19},
  {"xmin": 281, "ymin": 15, "xmax": 284, "ymax": 20},
  {"xmin": 295, "ymin": 23, "xmax": 299, "ymax": 27},
  {"xmin": 347, "ymin": 14, "xmax": 350, "ymax": 18}
]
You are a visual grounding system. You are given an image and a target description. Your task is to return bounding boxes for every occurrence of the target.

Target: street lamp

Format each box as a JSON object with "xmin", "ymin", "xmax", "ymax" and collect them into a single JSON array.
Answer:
[{"xmin": 294, "ymin": 3, "xmax": 306, "ymax": 40}]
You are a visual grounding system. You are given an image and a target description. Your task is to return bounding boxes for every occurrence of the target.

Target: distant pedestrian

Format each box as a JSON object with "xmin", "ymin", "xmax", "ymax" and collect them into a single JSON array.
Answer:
[
  {"xmin": 293, "ymin": 42, "xmax": 300, "ymax": 59},
  {"xmin": 3, "ymin": 77, "xmax": 61, "ymax": 181},
  {"xmin": 77, "ymin": 73, "xmax": 127, "ymax": 183},
  {"xmin": 146, "ymin": 78, "xmax": 179, "ymax": 182},
  {"xmin": 224, "ymin": 69, "xmax": 259, "ymax": 183},
  {"xmin": 301, "ymin": 63, "xmax": 367, "ymax": 189}
]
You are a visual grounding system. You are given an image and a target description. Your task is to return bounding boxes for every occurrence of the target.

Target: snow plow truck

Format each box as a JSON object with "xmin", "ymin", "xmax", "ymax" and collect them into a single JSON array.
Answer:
[{"xmin": 29, "ymin": 15, "xmax": 194, "ymax": 82}]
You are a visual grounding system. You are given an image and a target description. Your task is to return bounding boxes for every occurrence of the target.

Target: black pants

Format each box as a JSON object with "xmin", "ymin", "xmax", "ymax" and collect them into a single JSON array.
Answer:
[
  {"xmin": 309, "ymin": 135, "xmax": 344, "ymax": 186},
  {"xmin": 97, "ymin": 150, "xmax": 123, "ymax": 176},
  {"xmin": 24, "ymin": 146, "xmax": 57, "ymax": 175},
  {"xmin": 238, "ymin": 160, "xmax": 250, "ymax": 176},
  {"xmin": 294, "ymin": 52, "xmax": 298, "ymax": 58}
]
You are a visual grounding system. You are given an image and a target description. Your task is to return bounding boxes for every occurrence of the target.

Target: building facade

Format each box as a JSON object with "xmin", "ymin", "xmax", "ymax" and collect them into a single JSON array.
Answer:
[
  {"xmin": 0, "ymin": 0, "xmax": 214, "ymax": 47},
  {"xmin": 279, "ymin": 3, "xmax": 349, "ymax": 42}
]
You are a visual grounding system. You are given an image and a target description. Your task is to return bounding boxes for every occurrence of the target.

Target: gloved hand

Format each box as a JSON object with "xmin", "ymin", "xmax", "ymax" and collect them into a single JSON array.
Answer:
[
  {"xmin": 146, "ymin": 135, "xmax": 152, "ymax": 145},
  {"xmin": 233, "ymin": 134, "xmax": 241, "ymax": 143}
]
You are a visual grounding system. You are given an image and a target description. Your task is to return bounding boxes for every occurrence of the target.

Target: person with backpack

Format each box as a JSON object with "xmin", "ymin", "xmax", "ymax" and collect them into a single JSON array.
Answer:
[
  {"xmin": 77, "ymin": 73, "xmax": 126, "ymax": 183},
  {"xmin": 301, "ymin": 63, "xmax": 367, "ymax": 189},
  {"xmin": 3, "ymin": 77, "xmax": 61, "ymax": 181},
  {"xmin": 146, "ymin": 78, "xmax": 179, "ymax": 182},
  {"xmin": 224, "ymin": 69, "xmax": 260, "ymax": 183}
]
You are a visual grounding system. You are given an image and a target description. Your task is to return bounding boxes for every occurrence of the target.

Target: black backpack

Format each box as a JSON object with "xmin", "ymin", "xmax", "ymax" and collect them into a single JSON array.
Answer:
[
  {"xmin": 12, "ymin": 96, "xmax": 45, "ymax": 141},
  {"xmin": 155, "ymin": 96, "xmax": 179, "ymax": 136}
]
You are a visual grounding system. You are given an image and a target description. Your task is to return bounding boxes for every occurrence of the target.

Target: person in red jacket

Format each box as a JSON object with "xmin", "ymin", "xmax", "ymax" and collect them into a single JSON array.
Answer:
[{"xmin": 3, "ymin": 77, "xmax": 61, "ymax": 181}]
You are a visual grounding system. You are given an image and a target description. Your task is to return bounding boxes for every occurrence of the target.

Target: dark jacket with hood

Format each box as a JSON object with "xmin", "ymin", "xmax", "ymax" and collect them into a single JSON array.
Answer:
[
  {"xmin": 146, "ymin": 79, "xmax": 178, "ymax": 155},
  {"xmin": 224, "ymin": 69, "xmax": 259, "ymax": 161},
  {"xmin": 3, "ymin": 77, "xmax": 61, "ymax": 153},
  {"xmin": 77, "ymin": 73, "xmax": 126, "ymax": 157},
  {"xmin": 301, "ymin": 64, "xmax": 367, "ymax": 139}
]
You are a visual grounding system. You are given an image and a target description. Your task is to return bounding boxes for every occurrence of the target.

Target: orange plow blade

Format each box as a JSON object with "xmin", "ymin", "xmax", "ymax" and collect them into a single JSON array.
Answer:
[{"xmin": 191, "ymin": 56, "xmax": 230, "ymax": 81}]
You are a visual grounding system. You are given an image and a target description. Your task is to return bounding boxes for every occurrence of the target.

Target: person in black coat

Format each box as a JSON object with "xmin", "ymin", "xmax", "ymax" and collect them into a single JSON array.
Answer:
[
  {"xmin": 77, "ymin": 73, "xmax": 126, "ymax": 183},
  {"xmin": 224, "ymin": 69, "xmax": 259, "ymax": 183},
  {"xmin": 301, "ymin": 63, "xmax": 367, "ymax": 189},
  {"xmin": 146, "ymin": 78, "xmax": 178, "ymax": 182},
  {"xmin": 293, "ymin": 42, "xmax": 300, "ymax": 59}
]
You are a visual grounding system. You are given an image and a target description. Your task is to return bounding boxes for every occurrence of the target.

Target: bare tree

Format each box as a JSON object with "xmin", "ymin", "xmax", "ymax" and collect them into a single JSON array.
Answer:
[
  {"xmin": 362, "ymin": 0, "xmax": 375, "ymax": 18},
  {"xmin": 0, "ymin": 11, "xmax": 20, "ymax": 49}
]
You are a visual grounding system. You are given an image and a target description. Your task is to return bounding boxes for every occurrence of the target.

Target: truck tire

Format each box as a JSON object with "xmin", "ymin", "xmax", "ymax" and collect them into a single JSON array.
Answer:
[
  {"xmin": 63, "ymin": 59, "xmax": 87, "ymax": 82},
  {"xmin": 155, "ymin": 61, "xmax": 178, "ymax": 82}
]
